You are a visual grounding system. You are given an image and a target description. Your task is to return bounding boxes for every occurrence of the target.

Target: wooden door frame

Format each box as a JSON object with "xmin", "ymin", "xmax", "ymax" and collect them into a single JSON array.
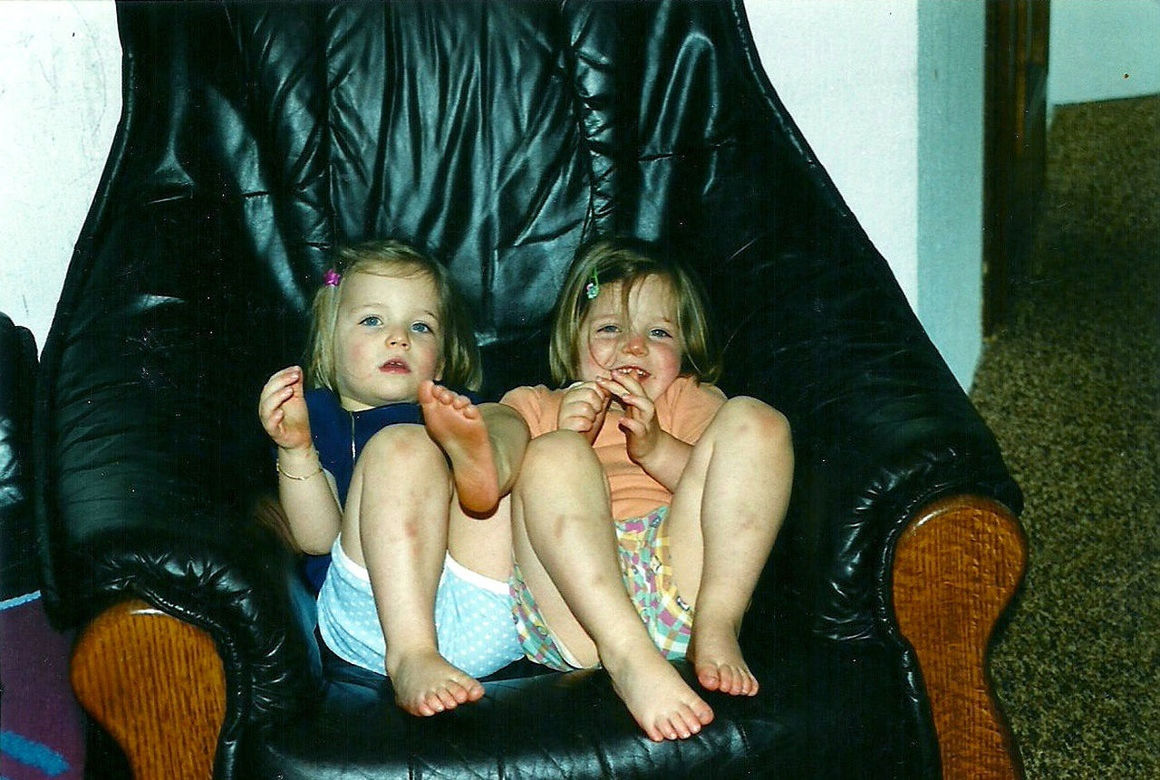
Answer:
[{"xmin": 983, "ymin": 0, "xmax": 1049, "ymax": 336}]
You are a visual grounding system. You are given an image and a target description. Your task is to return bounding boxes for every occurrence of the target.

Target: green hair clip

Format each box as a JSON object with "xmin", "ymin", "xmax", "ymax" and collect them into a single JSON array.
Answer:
[{"xmin": 584, "ymin": 270, "xmax": 600, "ymax": 300}]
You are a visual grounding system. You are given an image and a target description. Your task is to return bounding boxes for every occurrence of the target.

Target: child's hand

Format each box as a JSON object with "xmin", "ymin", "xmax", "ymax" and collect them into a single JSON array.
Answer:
[
  {"xmin": 596, "ymin": 374, "xmax": 660, "ymax": 463},
  {"xmin": 258, "ymin": 366, "xmax": 312, "ymax": 452},
  {"xmin": 557, "ymin": 381, "xmax": 612, "ymax": 445}
]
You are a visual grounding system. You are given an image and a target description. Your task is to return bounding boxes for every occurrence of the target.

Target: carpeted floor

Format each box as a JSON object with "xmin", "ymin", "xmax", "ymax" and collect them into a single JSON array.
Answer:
[
  {"xmin": 973, "ymin": 95, "xmax": 1159, "ymax": 777},
  {"xmin": 0, "ymin": 592, "xmax": 85, "ymax": 779}
]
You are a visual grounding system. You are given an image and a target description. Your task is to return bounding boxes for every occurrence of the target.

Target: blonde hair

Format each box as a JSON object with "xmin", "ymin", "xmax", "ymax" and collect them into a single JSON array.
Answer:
[
  {"xmin": 306, "ymin": 240, "xmax": 482, "ymax": 392},
  {"xmin": 548, "ymin": 237, "xmax": 721, "ymax": 386}
]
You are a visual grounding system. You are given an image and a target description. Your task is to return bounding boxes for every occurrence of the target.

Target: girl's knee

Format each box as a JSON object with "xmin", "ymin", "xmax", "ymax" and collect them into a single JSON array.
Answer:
[
  {"xmin": 703, "ymin": 399, "xmax": 793, "ymax": 465},
  {"xmin": 358, "ymin": 424, "xmax": 446, "ymax": 472},
  {"xmin": 716, "ymin": 397, "xmax": 791, "ymax": 445},
  {"xmin": 524, "ymin": 430, "xmax": 600, "ymax": 472},
  {"xmin": 515, "ymin": 430, "xmax": 606, "ymax": 497}
]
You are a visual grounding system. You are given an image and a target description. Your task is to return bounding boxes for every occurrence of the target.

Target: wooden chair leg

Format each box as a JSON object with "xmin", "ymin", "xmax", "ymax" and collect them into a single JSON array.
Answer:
[
  {"xmin": 893, "ymin": 495, "xmax": 1027, "ymax": 779},
  {"xmin": 70, "ymin": 599, "xmax": 226, "ymax": 780}
]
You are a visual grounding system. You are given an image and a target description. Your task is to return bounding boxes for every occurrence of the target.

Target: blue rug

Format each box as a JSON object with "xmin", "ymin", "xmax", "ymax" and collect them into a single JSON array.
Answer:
[{"xmin": 0, "ymin": 592, "xmax": 85, "ymax": 779}]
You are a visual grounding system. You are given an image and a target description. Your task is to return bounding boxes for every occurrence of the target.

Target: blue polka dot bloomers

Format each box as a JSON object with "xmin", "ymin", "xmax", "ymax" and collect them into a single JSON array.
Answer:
[
  {"xmin": 317, "ymin": 537, "xmax": 523, "ymax": 678},
  {"xmin": 509, "ymin": 504, "xmax": 695, "ymax": 671}
]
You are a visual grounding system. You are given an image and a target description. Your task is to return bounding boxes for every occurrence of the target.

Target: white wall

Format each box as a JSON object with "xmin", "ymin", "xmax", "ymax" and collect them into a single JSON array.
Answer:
[
  {"xmin": 916, "ymin": 1, "xmax": 986, "ymax": 390},
  {"xmin": 1048, "ymin": 0, "xmax": 1160, "ymax": 109},
  {"xmin": 744, "ymin": 1, "xmax": 920, "ymax": 310},
  {"xmin": 746, "ymin": 0, "xmax": 987, "ymax": 389},
  {"xmin": 0, "ymin": 1, "xmax": 120, "ymax": 352}
]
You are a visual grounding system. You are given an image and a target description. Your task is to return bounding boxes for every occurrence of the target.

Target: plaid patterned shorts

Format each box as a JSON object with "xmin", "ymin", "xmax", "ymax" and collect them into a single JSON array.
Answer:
[{"xmin": 509, "ymin": 505, "xmax": 694, "ymax": 671}]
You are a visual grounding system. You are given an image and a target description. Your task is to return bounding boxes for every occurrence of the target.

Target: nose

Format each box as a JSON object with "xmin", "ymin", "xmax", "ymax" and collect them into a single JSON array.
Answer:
[
  {"xmin": 386, "ymin": 327, "xmax": 410, "ymax": 348},
  {"xmin": 621, "ymin": 331, "xmax": 647, "ymax": 356}
]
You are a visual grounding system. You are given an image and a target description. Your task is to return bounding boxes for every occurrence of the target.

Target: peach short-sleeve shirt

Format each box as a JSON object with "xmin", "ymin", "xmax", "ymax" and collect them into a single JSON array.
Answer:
[{"xmin": 501, "ymin": 375, "xmax": 726, "ymax": 519}]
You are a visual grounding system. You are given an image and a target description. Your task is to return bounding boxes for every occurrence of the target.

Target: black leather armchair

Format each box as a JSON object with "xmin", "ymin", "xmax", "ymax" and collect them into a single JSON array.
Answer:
[{"xmin": 34, "ymin": 2, "xmax": 1027, "ymax": 777}]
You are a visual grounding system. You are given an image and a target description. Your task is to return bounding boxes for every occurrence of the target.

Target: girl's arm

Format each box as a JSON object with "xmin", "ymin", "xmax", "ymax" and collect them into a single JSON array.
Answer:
[
  {"xmin": 626, "ymin": 430, "xmax": 692, "ymax": 493},
  {"xmin": 259, "ymin": 366, "xmax": 342, "ymax": 554},
  {"xmin": 595, "ymin": 375, "xmax": 692, "ymax": 492},
  {"xmin": 275, "ymin": 445, "xmax": 342, "ymax": 554}
]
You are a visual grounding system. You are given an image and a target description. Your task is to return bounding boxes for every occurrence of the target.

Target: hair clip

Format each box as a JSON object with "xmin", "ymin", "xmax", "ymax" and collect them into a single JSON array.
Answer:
[
  {"xmin": 584, "ymin": 270, "xmax": 600, "ymax": 300},
  {"xmin": 323, "ymin": 268, "xmax": 342, "ymax": 287}
]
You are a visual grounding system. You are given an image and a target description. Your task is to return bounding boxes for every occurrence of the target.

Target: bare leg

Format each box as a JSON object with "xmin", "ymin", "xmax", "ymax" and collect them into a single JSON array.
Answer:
[
  {"xmin": 511, "ymin": 430, "xmax": 715, "ymax": 741},
  {"xmin": 345, "ymin": 424, "xmax": 484, "ymax": 716},
  {"xmin": 666, "ymin": 397, "xmax": 793, "ymax": 696}
]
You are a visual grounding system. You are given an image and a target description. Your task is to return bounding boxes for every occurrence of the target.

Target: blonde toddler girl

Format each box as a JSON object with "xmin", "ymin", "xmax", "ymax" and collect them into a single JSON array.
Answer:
[
  {"xmin": 257, "ymin": 240, "xmax": 525, "ymax": 717},
  {"xmin": 472, "ymin": 237, "xmax": 794, "ymax": 742}
]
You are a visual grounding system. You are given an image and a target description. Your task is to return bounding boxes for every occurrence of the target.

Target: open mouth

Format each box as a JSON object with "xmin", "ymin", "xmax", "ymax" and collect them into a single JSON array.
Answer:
[{"xmin": 613, "ymin": 365, "xmax": 650, "ymax": 381}]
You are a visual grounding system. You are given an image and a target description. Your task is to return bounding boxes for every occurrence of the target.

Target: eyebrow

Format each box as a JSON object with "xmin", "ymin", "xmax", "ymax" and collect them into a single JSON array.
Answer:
[{"xmin": 346, "ymin": 303, "xmax": 441, "ymax": 321}]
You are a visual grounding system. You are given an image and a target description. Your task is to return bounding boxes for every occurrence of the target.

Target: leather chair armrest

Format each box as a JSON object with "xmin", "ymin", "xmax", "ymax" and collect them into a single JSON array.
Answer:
[
  {"xmin": 716, "ymin": 232, "xmax": 1023, "ymax": 643},
  {"xmin": 61, "ymin": 495, "xmax": 320, "ymax": 780}
]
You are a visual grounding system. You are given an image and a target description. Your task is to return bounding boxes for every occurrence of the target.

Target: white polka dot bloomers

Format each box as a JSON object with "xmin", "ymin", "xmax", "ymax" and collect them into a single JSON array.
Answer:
[{"xmin": 317, "ymin": 537, "xmax": 523, "ymax": 678}]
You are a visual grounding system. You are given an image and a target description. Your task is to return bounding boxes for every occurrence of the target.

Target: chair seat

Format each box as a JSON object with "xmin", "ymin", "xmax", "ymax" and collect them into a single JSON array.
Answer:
[{"xmin": 240, "ymin": 636, "xmax": 930, "ymax": 779}]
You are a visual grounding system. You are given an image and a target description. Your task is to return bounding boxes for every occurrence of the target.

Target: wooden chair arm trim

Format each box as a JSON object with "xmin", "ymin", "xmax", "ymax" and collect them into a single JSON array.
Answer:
[
  {"xmin": 893, "ymin": 494, "xmax": 1028, "ymax": 779},
  {"xmin": 70, "ymin": 599, "xmax": 226, "ymax": 780}
]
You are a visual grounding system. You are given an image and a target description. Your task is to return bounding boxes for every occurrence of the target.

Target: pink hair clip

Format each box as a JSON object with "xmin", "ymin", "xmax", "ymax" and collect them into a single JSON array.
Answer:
[{"xmin": 323, "ymin": 268, "xmax": 341, "ymax": 287}]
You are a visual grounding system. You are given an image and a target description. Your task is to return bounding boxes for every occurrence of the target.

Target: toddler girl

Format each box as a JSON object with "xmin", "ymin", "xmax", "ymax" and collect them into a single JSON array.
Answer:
[
  {"xmin": 492, "ymin": 237, "xmax": 794, "ymax": 742},
  {"xmin": 258, "ymin": 240, "xmax": 524, "ymax": 716}
]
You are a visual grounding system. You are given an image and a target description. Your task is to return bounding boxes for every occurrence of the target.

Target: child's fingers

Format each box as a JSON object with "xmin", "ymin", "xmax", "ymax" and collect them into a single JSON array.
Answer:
[
  {"xmin": 597, "ymin": 376, "xmax": 651, "ymax": 413},
  {"xmin": 566, "ymin": 400, "xmax": 605, "ymax": 423},
  {"xmin": 618, "ymin": 416, "xmax": 646, "ymax": 438},
  {"xmin": 565, "ymin": 384, "xmax": 603, "ymax": 406},
  {"xmin": 563, "ymin": 387, "xmax": 604, "ymax": 415},
  {"xmin": 258, "ymin": 384, "xmax": 295, "ymax": 421},
  {"xmin": 271, "ymin": 364, "xmax": 302, "ymax": 386},
  {"xmin": 257, "ymin": 387, "xmax": 284, "ymax": 421},
  {"xmin": 261, "ymin": 408, "xmax": 287, "ymax": 440},
  {"xmin": 558, "ymin": 413, "xmax": 593, "ymax": 433},
  {"xmin": 596, "ymin": 373, "xmax": 633, "ymax": 396},
  {"xmin": 595, "ymin": 376, "xmax": 646, "ymax": 412},
  {"xmin": 619, "ymin": 392, "xmax": 656, "ymax": 424},
  {"xmin": 261, "ymin": 366, "xmax": 302, "ymax": 401}
]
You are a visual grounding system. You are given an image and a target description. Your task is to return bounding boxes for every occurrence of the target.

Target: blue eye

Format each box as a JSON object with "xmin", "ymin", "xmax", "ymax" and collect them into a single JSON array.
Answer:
[
  {"xmin": 411, "ymin": 321, "xmax": 433, "ymax": 334},
  {"xmin": 596, "ymin": 324, "xmax": 620, "ymax": 335},
  {"xmin": 359, "ymin": 315, "xmax": 382, "ymax": 327},
  {"xmin": 650, "ymin": 328, "xmax": 673, "ymax": 339}
]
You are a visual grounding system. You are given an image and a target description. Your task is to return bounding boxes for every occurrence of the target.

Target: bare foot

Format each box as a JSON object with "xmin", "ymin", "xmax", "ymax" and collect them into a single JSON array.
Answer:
[
  {"xmin": 603, "ymin": 645, "xmax": 715, "ymax": 741},
  {"xmin": 389, "ymin": 648, "xmax": 485, "ymax": 716},
  {"xmin": 419, "ymin": 380, "xmax": 500, "ymax": 514},
  {"xmin": 687, "ymin": 620, "xmax": 760, "ymax": 696}
]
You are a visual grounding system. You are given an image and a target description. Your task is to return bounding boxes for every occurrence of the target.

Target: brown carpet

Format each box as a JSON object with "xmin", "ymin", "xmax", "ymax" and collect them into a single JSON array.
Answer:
[{"xmin": 972, "ymin": 95, "xmax": 1160, "ymax": 777}]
